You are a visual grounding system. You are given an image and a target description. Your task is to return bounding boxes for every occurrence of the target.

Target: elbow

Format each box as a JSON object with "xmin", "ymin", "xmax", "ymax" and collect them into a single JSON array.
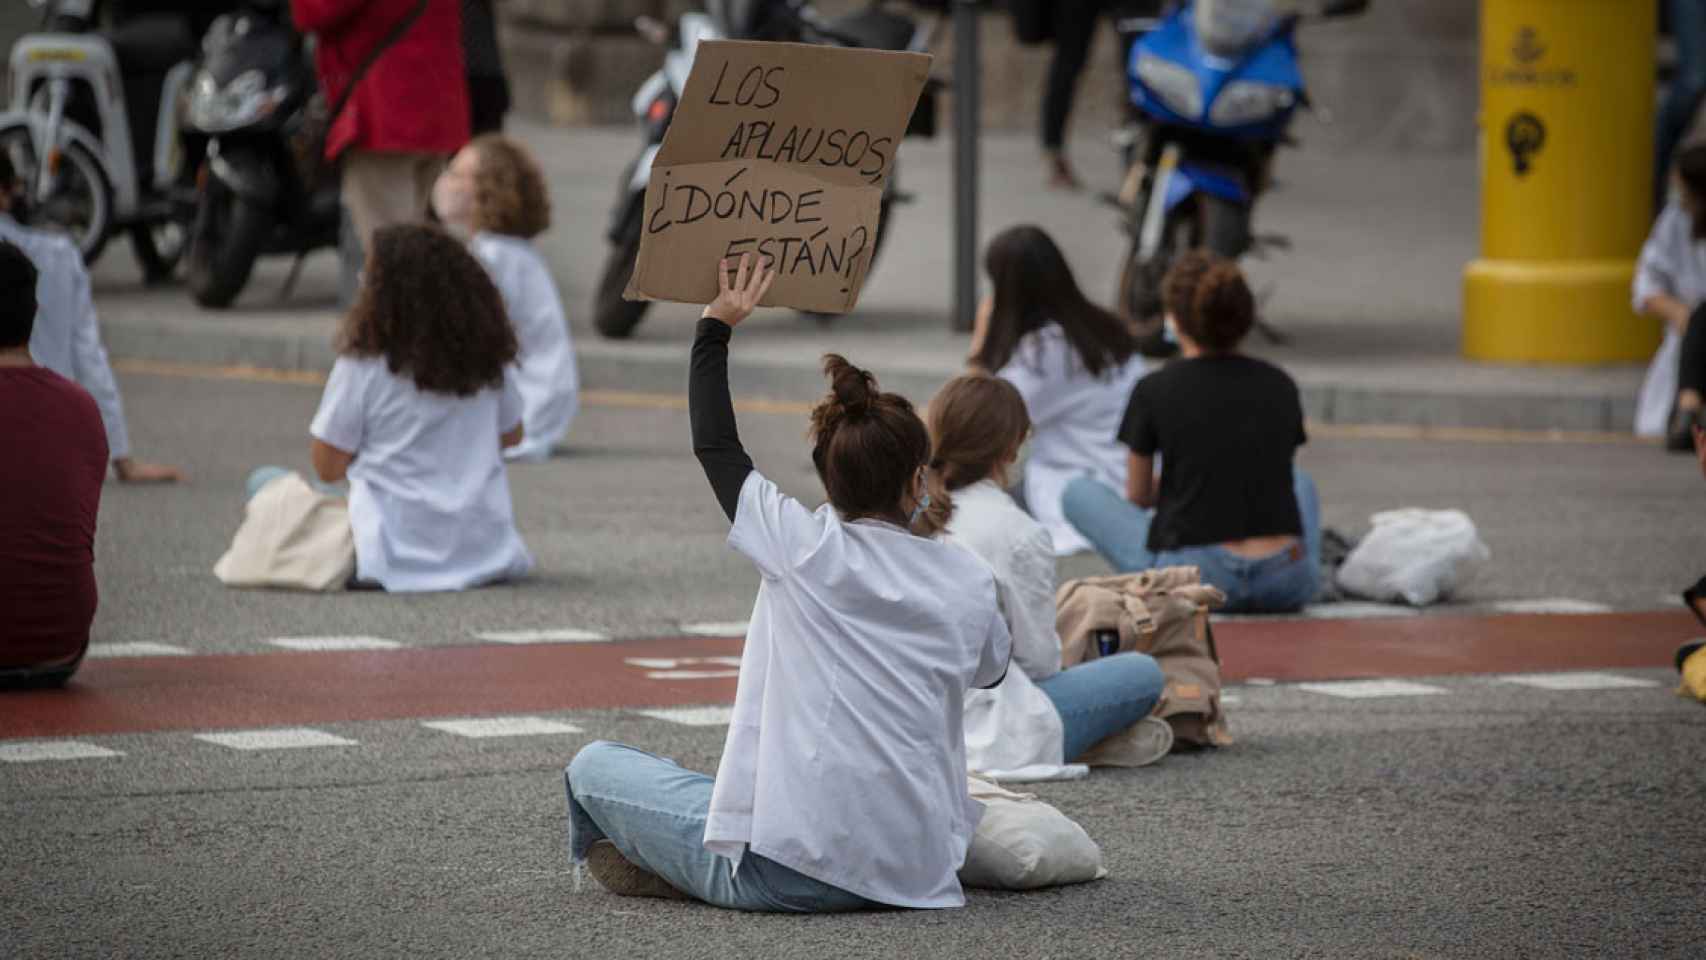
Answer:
[{"xmin": 313, "ymin": 461, "xmax": 346, "ymax": 485}]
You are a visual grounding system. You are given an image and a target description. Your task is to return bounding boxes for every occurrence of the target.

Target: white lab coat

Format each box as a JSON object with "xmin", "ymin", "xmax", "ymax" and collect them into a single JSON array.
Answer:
[
  {"xmin": 470, "ymin": 232, "xmax": 579, "ymax": 462},
  {"xmin": 1632, "ymin": 203, "xmax": 1706, "ymax": 436},
  {"xmin": 944, "ymin": 480, "xmax": 1074, "ymax": 781},
  {"xmin": 1, "ymin": 215, "xmax": 129, "ymax": 459},
  {"xmin": 997, "ymin": 324, "xmax": 1148, "ymax": 556}
]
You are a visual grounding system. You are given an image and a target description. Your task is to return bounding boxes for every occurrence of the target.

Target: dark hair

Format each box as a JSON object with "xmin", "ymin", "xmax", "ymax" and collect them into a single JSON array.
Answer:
[
  {"xmin": 0, "ymin": 240, "xmax": 38, "ymax": 348},
  {"xmin": 1161, "ymin": 248, "xmax": 1222, "ymax": 325},
  {"xmin": 918, "ymin": 374, "xmax": 1030, "ymax": 536},
  {"xmin": 1678, "ymin": 143, "xmax": 1706, "ymax": 240},
  {"xmin": 470, "ymin": 134, "xmax": 551, "ymax": 238},
  {"xmin": 336, "ymin": 224, "xmax": 518, "ymax": 396},
  {"xmin": 1179, "ymin": 261, "xmax": 1256, "ymax": 353},
  {"xmin": 971, "ymin": 225, "xmax": 1135, "ymax": 377},
  {"xmin": 0, "ymin": 151, "xmax": 15, "ymax": 188},
  {"xmin": 809, "ymin": 354, "xmax": 932, "ymax": 526}
]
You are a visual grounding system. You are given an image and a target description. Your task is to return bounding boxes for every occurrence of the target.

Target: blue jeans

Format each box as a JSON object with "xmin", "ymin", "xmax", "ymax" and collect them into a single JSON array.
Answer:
[
  {"xmin": 1061, "ymin": 469, "xmax": 1323, "ymax": 613},
  {"xmin": 1659, "ymin": 0, "xmax": 1706, "ymax": 205},
  {"xmin": 1033, "ymin": 652, "xmax": 1166, "ymax": 761},
  {"xmin": 564, "ymin": 741, "xmax": 877, "ymax": 913}
]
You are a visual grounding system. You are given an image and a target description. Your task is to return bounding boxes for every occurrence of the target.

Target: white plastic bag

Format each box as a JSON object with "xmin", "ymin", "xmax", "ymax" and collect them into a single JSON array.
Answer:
[
  {"xmin": 959, "ymin": 777, "xmax": 1107, "ymax": 890},
  {"xmin": 1334, "ymin": 509, "xmax": 1491, "ymax": 607}
]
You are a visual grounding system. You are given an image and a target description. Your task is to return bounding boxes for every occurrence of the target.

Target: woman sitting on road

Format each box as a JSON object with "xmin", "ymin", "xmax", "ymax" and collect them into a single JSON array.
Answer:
[
  {"xmin": 285, "ymin": 224, "xmax": 534, "ymax": 592},
  {"xmin": 432, "ymin": 133, "xmax": 580, "ymax": 462},
  {"xmin": 1634, "ymin": 142, "xmax": 1706, "ymax": 450},
  {"xmin": 968, "ymin": 225, "xmax": 1146, "ymax": 557},
  {"xmin": 565, "ymin": 255, "xmax": 1012, "ymax": 911},
  {"xmin": 921, "ymin": 373, "xmax": 1173, "ymax": 776},
  {"xmin": 1062, "ymin": 255, "xmax": 1322, "ymax": 613}
]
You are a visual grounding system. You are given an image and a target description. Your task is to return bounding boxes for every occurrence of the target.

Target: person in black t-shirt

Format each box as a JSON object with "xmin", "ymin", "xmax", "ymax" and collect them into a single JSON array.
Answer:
[{"xmin": 1061, "ymin": 254, "xmax": 1323, "ymax": 612}]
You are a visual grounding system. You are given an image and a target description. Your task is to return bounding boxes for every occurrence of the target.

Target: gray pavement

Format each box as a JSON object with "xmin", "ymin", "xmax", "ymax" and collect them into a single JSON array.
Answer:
[
  {"xmin": 86, "ymin": 121, "xmax": 1649, "ymax": 432},
  {"xmin": 5, "ymin": 670, "xmax": 1702, "ymax": 958}
]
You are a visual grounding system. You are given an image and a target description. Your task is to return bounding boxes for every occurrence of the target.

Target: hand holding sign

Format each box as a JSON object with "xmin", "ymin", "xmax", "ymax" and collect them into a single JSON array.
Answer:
[
  {"xmin": 625, "ymin": 40, "xmax": 932, "ymax": 315},
  {"xmin": 704, "ymin": 254, "xmax": 778, "ymax": 327}
]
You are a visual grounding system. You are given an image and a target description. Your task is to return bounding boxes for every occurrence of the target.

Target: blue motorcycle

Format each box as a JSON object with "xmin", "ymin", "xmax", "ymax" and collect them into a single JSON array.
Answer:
[{"xmin": 1112, "ymin": 0, "xmax": 1366, "ymax": 344}]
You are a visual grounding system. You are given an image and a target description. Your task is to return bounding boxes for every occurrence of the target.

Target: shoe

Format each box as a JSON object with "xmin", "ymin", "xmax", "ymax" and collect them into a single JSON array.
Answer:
[
  {"xmin": 1047, "ymin": 152, "xmax": 1083, "ymax": 191},
  {"xmin": 584, "ymin": 840, "xmax": 689, "ymax": 899},
  {"xmin": 1665, "ymin": 404, "xmax": 1699, "ymax": 452},
  {"xmin": 1077, "ymin": 716, "xmax": 1175, "ymax": 768}
]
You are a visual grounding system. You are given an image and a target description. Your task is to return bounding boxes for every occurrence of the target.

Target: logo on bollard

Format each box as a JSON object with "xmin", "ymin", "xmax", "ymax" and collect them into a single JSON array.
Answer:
[
  {"xmin": 1511, "ymin": 26, "xmax": 1546, "ymax": 65},
  {"xmin": 1489, "ymin": 26, "xmax": 1576, "ymax": 88},
  {"xmin": 1505, "ymin": 112, "xmax": 1546, "ymax": 176}
]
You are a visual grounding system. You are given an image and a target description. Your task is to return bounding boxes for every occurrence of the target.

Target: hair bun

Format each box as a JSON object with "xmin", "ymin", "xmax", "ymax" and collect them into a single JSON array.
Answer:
[{"xmin": 821, "ymin": 354, "xmax": 876, "ymax": 420}]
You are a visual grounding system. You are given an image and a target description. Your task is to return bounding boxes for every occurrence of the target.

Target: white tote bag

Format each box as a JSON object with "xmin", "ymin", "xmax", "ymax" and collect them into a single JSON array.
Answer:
[
  {"xmin": 1335, "ymin": 508, "xmax": 1491, "ymax": 607},
  {"xmin": 959, "ymin": 776, "xmax": 1107, "ymax": 890},
  {"xmin": 214, "ymin": 471, "xmax": 356, "ymax": 591}
]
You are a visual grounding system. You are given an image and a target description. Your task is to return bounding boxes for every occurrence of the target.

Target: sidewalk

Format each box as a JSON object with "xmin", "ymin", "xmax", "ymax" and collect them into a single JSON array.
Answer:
[{"xmin": 88, "ymin": 121, "xmax": 1648, "ymax": 432}]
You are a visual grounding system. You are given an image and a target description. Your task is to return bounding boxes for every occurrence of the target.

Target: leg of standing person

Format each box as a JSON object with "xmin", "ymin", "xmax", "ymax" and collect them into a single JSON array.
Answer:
[
  {"xmin": 1061, "ymin": 473, "xmax": 1159, "ymax": 572},
  {"xmin": 564, "ymin": 742, "xmax": 875, "ymax": 913},
  {"xmin": 343, "ymin": 151, "xmax": 438, "ymax": 249},
  {"xmin": 1033, "ymin": 652, "xmax": 1166, "ymax": 761},
  {"xmin": 1670, "ymin": 303, "xmax": 1706, "ymax": 449},
  {"xmin": 1657, "ymin": 0, "xmax": 1706, "ymax": 210},
  {"xmin": 1042, "ymin": 0, "xmax": 1104, "ymax": 188}
]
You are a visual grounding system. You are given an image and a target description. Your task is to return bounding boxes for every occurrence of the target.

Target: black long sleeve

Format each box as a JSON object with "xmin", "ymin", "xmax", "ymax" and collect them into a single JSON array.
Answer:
[{"xmin": 690, "ymin": 317, "xmax": 754, "ymax": 522}]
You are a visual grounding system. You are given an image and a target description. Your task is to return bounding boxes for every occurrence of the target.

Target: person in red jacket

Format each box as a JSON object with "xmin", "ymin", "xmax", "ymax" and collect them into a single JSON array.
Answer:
[{"xmin": 292, "ymin": 0, "xmax": 471, "ymax": 249}]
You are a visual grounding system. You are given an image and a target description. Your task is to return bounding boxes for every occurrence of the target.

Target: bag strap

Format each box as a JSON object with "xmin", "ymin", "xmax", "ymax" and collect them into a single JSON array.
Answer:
[{"xmin": 323, "ymin": 0, "xmax": 431, "ymax": 127}]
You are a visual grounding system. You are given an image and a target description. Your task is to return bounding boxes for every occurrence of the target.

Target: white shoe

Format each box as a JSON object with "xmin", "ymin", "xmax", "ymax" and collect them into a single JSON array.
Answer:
[{"xmin": 1078, "ymin": 716, "xmax": 1174, "ymax": 768}]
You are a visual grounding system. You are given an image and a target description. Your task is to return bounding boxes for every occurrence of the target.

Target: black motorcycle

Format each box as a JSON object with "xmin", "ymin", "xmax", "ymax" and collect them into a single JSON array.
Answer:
[
  {"xmin": 181, "ymin": 0, "xmax": 339, "ymax": 308},
  {"xmin": 593, "ymin": 0, "xmax": 938, "ymax": 339}
]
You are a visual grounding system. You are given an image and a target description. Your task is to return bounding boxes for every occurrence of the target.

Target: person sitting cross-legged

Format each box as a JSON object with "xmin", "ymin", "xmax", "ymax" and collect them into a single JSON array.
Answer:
[{"xmin": 0, "ymin": 241, "xmax": 109, "ymax": 688}]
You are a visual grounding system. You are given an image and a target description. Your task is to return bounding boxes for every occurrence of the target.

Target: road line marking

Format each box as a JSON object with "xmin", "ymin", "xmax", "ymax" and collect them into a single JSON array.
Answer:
[
  {"xmin": 636, "ymin": 705, "xmax": 735, "ymax": 726},
  {"xmin": 680, "ymin": 621, "xmax": 750, "ymax": 637},
  {"xmin": 1496, "ymin": 672, "xmax": 1660, "ymax": 691},
  {"xmin": 1299, "ymin": 602, "xmax": 1420, "ymax": 620},
  {"xmin": 0, "ymin": 741, "xmax": 122, "ymax": 763},
  {"xmin": 195, "ymin": 728, "xmax": 357, "ymax": 750},
  {"xmin": 1297, "ymin": 679, "xmax": 1449, "ymax": 699},
  {"xmin": 1491, "ymin": 599, "xmax": 1614, "ymax": 615},
  {"xmin": 84, "ymin": 641, "xmax": 192, "ymax": 659},
  {"xmin": 269, "ymin": 636, "xmax": 402, "ymax": 652},
  {"xmin": 421, "ymin": 716, "xmax": 584, "ymax": 738},
  {"xmin": 474, "ymin": 628, "xmax": 610, "ymax": 644},
  {"xmin": 646, "ymin": 670, "xmax": 741, "ymax": 680},
  {"xmin": 625, "ymin": 656, "xmax": 742, "ymax": 669}
]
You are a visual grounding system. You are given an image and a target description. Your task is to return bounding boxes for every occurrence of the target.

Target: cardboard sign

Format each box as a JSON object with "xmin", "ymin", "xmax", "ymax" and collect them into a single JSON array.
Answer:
[{"xmin": 624, "ymin": 40, "xmax": 932, "ymax": 314}]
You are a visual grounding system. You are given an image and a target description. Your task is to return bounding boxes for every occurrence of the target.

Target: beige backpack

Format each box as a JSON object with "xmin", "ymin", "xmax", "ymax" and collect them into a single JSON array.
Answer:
[{"xmin": 1055, "ymin": 567, "xmax": 1233, "ymax": 749}]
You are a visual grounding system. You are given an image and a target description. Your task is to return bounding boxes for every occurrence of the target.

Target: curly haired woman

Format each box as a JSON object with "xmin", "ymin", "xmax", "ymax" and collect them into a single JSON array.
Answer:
[
  {"xmin": 433, "ymin": 134, "xmax": 580, "ymax": 462},
  {"xmin": 289, "ymin": 224, "xmax": 534, "ymax": 592}
]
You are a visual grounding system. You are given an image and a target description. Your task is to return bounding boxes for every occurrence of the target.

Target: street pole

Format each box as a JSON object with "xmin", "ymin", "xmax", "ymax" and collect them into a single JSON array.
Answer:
[{"xmin": 951, "ymin": 0, "xmax": 980, "ymax": 332}]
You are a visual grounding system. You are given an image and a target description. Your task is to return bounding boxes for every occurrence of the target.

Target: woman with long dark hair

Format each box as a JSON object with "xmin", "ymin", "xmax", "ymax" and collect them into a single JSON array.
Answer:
[
  {"xmin": 968, "ymin": 224, "xmax": 1145, "ymax": 556},
  {"xmin": 1635, "ymin": 142, "xmax": 1706, "ymax": 449}
]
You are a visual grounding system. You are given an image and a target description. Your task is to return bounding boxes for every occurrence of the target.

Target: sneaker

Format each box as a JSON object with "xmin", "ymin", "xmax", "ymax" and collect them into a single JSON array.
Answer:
[
  {"xmin": 584, "ymin": 840, "xmax": 689, "ymax": 900},
  {"xmin": 1078, "ymin": 716, "xmax": 1175, "ymax": 768}
]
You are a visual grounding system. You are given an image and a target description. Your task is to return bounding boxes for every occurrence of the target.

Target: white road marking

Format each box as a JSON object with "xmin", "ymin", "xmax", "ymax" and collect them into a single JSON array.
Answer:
[
  {"xmin": 1299, "ymin": 602, "xmax": 1420, "ymax": 620},
  {"xmin": 474, "ymin": 628, "xmax": 609, "ymax": 644},
  {"xmin": 625, "ymin": 656, "xmax": 742, "ymax": 670},
  {"xmin": 1297, "ymin": 679, "xmax": 1449, "ymax": 699},
  {"xmin": 636, "ymin": 706, "xmax": 736, "ymax": 726},
  {"xmin": 1246, "ymin": 678, "xmax": 1276, "ymax": 686},
  {"xmin": 83, "ymin": 642, "xmax": 192, "ymax": 659},
  {"xmin": 1491, "ymin": 599, "xmax": 1613, "ymax": 615},
  {"xmin": 646, "ymin": 670, "xmax": 741, "ymax": 680},
  {"xmin": 1497, "ymin": 672, "xmax": 1660, "ymax": 691},
  {"xmin": 1220, "ymin": 694, "xmax": 1242, "ymax": 705},
  {"xmin": 679, "ymin": 621, "xmax": 750, "ymax": 637},
  {"xmin": 269, "ymin": 636, "xmax": 402, "ymax": 652},
  {"xmin": 0, "ymin": 741, "xmax": 122, "ymax": 763},
  {"xmin": 194, "ymin": 728, "xmax": 357, "ymax": 750},
  {"xmin": 421, "ymin": 716, "xmax": 584, "ymax": 738}
]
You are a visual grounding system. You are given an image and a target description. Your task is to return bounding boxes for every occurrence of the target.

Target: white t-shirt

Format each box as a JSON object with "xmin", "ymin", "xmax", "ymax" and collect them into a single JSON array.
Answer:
[
  {"xmin": 309, "ymin": 355, "xmax": 534, "ymax": 592},
  {"xmin": 470, "ymin": 232, "xmax": 580, "ymax": 462},
  {"xmin": 1631, "ymin": 202, "xmax": 1706, "ymax": 436},
  {"xmin": 945, "ymin": 480, "xmax": 1069, "ymax": 777},
  {"xmin": 997, "ymin": 325, "xmax": 1148, "ymax": 557},
  {"xmin": 706, "ymin": 472, "xmax": 1012, "ymax": 909}
]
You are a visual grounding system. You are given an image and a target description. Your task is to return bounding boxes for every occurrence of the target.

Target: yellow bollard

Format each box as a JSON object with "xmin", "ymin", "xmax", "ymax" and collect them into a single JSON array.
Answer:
[{"xmin": 1463, "ymin": 0, "xmax": 1659, "ymax": 364}]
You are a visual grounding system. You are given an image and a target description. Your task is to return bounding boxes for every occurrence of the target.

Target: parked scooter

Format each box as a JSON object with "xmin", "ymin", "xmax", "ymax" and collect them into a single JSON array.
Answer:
[
  {"xmin": 594, "ymin": 0, "xmax": 938, "ymax": 340},
  {"xmin": 0, "ymin": 0, "xmax": 199, "ymax": 281},
  {"xmin": 1112, "ymin": 0, "xmax": 1366, "ymax": 345},
  {"xmin": 180, "ymin": 0, "xmax": 340, "ymax": 308}
]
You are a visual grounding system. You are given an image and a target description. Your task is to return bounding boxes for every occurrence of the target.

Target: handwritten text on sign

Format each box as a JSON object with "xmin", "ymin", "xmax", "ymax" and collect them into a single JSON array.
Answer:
[{"xmin": 625, "ymin": 41, "xmax": 931, "ymax": 315}]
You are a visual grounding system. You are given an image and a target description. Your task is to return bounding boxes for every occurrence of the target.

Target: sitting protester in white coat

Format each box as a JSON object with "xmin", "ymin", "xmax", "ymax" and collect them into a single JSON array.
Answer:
[
  {"xmin": 968, "ymin": 225, "xmax": 1146, "ymax": 556},
  {"xmin": 1634, "ymin": 143, "xmax": 1706, "ymax": 450},
  {"xmin": 922, "ymin": 373, "xmax": 1172, "ymax": 780},
  {"xmin": 564, "ymin": 256, "xmax": 1012, "ymax": 911},
  {"xmin": 432, "ymin": 134, "xmax": 579, "ymax": 462}
]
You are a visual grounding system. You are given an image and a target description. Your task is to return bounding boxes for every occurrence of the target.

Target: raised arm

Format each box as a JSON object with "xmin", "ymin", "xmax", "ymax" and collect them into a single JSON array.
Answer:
[{"xmin": 691, "ymin": 255, "xmax": 776, "ymax": 522}]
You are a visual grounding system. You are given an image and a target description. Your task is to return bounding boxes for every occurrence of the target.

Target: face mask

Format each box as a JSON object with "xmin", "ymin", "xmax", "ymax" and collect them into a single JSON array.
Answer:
[{"xmin": 909, "ymin": 492, "xmax": 932, "ymax": 526}]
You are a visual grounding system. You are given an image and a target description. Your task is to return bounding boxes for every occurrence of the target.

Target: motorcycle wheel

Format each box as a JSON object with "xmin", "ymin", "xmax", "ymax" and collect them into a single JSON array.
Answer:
[
  {"xmin": 593, "ymin": 215, "xmax": 649, "ymax": 339},
  {"xmin": 185, "ymin": 177, "xmax": 270, "ymax": 309},
  {"xmin": 1116, "ymin": 193, "xmax": 1250, "ymax": 329},
  {"xmin": 0, "ymin": 123, "xmax": 112, "ymax": 265},
  {"xmin": 130, "ymin": 219, "xmax": 186, "ymax": 286}
]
